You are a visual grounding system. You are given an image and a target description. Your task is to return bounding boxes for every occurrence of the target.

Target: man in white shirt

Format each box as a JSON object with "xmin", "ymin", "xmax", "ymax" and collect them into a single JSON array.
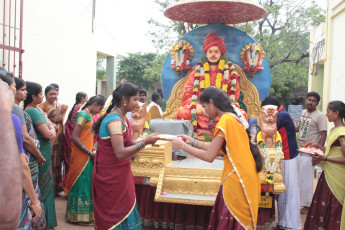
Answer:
[
  {"xmin": 296, "ymin": 91, "xmax": 327, "ymax": 214},
  {"xmin": 147, "ymin": 92, "xmax": 163, "ymax": 115}
]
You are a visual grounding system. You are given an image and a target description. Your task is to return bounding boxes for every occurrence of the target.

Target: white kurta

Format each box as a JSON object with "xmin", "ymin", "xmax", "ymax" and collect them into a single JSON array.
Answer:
[
  {"xmin": 298, "ymin": 155, "xmax": 314, "ymax": 207},
  {"xmin": 278, "ymin": 155, "xmax": 301, "ymax": 230}
]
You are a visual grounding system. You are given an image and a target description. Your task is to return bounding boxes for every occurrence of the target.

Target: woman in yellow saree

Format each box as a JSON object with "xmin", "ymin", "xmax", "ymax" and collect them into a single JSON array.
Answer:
[
  {"xmin": 172, "ymin": 87, "xmax": 262, "ymax": 230},
  {"xmin": 304, "ymin": 100, "xmax": 345, "ymax": 230},
  {"xmin": 64, "ymin": 96, "xmax": 105, "ymax": 224}
]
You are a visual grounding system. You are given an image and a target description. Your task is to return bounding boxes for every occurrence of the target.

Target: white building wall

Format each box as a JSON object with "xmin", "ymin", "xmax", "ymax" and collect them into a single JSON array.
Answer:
[
  {"xmin": 19, "ymin": 0, "xmax": 117, "ymax": 111},
  {"xmin": 22, "ymin": 0, "xmax": 96, "ymax": 108},
  {"xmin": 328, "ymin": 0, "xmax": 345, "ymax": 102}
]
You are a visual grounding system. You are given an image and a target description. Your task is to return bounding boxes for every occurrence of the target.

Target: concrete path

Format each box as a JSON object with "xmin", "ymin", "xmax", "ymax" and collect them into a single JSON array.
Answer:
[{"xmin": 54, "ymin": 193, "xmax": 307, "ymax": 230}]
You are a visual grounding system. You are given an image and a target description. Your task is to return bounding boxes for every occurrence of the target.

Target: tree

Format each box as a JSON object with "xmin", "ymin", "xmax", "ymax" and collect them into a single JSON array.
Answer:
[
  {"xmin": 148, "ymin": 0, "xmax": 199, "ymax": 50},
  {"xmin": 236, "ymin": 0, "xmax": 326, "ymax": 105},
  {"xmin": 117, "ymin": 52, "xmax": 166, "ymax": 92},
  {"xmin": 96, "ymin": 59, "xmax": 106, "ymax": 80},
  {"xmin": 147, "ymin": 0, "xmax": 325, "ymax": 105}
]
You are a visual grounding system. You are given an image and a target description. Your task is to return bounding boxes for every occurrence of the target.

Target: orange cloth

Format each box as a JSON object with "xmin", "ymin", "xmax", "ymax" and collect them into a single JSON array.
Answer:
[
  {"xmin": 176, "ymin": 68, "xmax": 240, "ymax": 129},
  {"xmin": 203, "ymin": 33, "xmax": 226, "ymax": 55},
  {"xmin": 64, "ymin": 120, "xmax": 94, "ymax": 194},
  {"xmin": 214, "ymin": 114, "xmax": 260, "ymax": 229}
]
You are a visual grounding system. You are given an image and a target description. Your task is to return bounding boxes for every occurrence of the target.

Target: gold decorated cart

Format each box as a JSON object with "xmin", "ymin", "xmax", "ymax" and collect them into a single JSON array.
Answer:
[{"xmin": 132, "ymin": 67, "xmax": 285, "ymax": 208}]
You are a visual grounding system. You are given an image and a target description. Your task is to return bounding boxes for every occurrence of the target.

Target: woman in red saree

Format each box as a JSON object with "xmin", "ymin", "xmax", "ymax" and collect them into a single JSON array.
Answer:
[
  {"xmin": 172, "ymin": 87, "xmax": 262, "ymax": 230},
  {"xmin": 92, "ymin": 82, "xmax": 159, "ymax": 230},
  {"xmin": 40, "ymin": 85, "xmax": 68, "ymax": 196},
  {"xmin": 60, "ymin": 92, "xmax": 88, "ymax": 190}
]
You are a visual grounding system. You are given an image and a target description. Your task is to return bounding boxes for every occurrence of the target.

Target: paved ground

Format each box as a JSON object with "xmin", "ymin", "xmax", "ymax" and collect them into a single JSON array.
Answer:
[
  {"xmin": 54, "ymin": 192, "xmax": 307, "ymax": 230},
  {"xmin": 54, "ymin": 193, "xmax": 154, "ymax": 230},
  {"xmin": 54, "ymin": 193, "xmax": 93, "ymax": 230},
  {"xmin": 55, "ymin": 171, "xmax": 321, "ymax": 229}
]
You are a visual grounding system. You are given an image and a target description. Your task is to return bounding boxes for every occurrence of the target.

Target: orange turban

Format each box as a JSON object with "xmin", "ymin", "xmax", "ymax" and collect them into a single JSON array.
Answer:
[{"xmin": 203, "ymin": 33, "xmax": 226, "ymax": 55}]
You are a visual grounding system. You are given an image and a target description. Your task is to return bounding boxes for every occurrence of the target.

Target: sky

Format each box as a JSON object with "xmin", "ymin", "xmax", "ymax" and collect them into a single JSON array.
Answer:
[
  {"xmin": 97, "ymin": 0, "xmax": 327, "ymax": 56},
  {"xmin": 96, "ymin": 0, "xmax": 164, "ymax": 56}
]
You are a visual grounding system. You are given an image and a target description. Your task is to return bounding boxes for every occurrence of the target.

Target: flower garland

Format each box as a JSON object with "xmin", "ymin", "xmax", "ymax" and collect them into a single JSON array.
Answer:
[
  {"xmin": 190, "ymin": 56, "xmax": 239, "ymax": 137},
  {"xmin": 257, "ymin": 131, "xmax": 283, "ymax": 184},
  {"xmin": 174, "ymin": 44, "xmax": 187, "ymax": 69},
  {"xmin": 244, "ymin": 47, "xmax": 262, "ymax": 78}
]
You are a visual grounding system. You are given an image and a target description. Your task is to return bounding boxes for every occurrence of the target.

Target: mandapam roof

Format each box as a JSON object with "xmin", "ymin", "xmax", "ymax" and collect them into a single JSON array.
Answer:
[{"xmin": 164, "ymin": 0, "xmax": 267, "ymax": 25}]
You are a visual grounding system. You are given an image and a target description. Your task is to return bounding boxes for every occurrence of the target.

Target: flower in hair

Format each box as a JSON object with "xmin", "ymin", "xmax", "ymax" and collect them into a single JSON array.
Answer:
[{"xmin": 232, "ymin": 104, "xmax": 249, "ymax": 129}]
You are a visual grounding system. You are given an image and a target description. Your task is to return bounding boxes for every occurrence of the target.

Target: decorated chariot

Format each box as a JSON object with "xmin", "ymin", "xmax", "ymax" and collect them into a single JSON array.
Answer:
[{"xmin": 131, "ymin": 0, "xmax": 285, "ymax": 229}]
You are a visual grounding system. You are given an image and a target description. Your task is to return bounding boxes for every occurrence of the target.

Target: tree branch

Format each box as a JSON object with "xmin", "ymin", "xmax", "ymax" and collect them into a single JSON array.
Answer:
[{"xmin": 270, "ymin": 52, "xmax": 309, "ymax": 69}]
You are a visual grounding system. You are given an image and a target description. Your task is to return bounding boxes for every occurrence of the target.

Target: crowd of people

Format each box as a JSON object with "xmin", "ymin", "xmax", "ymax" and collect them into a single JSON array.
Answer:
[{"xmin": 1, "ymin": 63, "xmax": 345, "ymax": 230}]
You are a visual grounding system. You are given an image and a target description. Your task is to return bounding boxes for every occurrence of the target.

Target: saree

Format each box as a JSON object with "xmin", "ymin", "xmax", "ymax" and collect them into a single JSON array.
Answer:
[
  {"xmin": 40, "ymin": 102, "xmax": 68, "ymax": 195},
  {"xmin": 60, "ymin": 104, "xmax": 82, "ymax": 189},
  {"xmin": 18, "ymin": 195, "xmax": 32, "ymax": 230},
  {"xmin": 209, "ymin": 114, "xmax": 260, "ymax": 230},
  {"xmin": 23, "ymin": 112, "xmax": 46, "ymax": 230},
  {"xmin": 304, "ymin": 126, "xmax": 345, "ymax": 230},
  {"xmin": 93, "ymin": 113, "xmax": 141, "ymax": 230},
  {"xmin": 26, "ymin": 107, "xmax": 57, "ymax": 229},
  {"xmin": 65, "ymin": 111, "xmax": 94, "ymax": 222}
]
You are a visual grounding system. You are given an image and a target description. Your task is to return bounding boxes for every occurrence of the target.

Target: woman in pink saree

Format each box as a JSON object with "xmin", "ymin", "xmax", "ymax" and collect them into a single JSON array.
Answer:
[{"xmin": 92, "ymin": 82, "xmax": 159, "ymax": 230}]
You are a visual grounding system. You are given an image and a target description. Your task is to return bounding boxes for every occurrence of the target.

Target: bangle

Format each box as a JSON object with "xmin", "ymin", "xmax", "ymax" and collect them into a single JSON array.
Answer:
[
  {"xmin": 325, "ymin": 156, "xmax": 328, "ymax": 161},
  {"xmin": 191, "ymin": 138, "xmax": 195, "ymax": 147},
  {"xmin": 135, "ymin": 140, "xmax": 145, "ymax": 152},
  {"xmin": 81, "ymin": 145, "xmax": 92, "ymax": 157},
  {"xmin": 29, "ymin": 202, "xmax": 40, "ymax": 208},
  {"xmin": 181, "ymin": 142, "xmax": 185, "ymax": 150}
]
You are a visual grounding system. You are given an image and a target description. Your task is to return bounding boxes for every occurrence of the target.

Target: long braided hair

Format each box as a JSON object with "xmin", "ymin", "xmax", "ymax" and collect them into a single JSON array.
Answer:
[{"xmin": 68, "ymin": 92, "xmax": 88, "ymax": 120}]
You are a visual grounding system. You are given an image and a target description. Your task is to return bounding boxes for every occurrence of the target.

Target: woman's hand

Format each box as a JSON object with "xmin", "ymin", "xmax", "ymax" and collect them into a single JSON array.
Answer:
[
  {"xmin": 30, "ymin": 202, "xmax": 42, "ymax": 223},
  {"xmin": 36, "ymin": 154, "xmax": 46, "ymax": 166},
  {"xmin": 177, "ymin": 134, "xmax": 191, "ymax": 145},
  {"xmin": 311, "ymin": 153, "xmax": 327, "ymax": 162},
  {"xmin": 303, "ymin": 141, "xmax": 326, "ymax": 153},
  {"xmin": 196, "ymin": 103, "xmax": 205, "ymax": 116},
  {"xmin": 145, "ymin": 133, "xmax": 160, "ymax": 145},
  {"xmin": 172, "ymin": 137, "xmax": 185, "ymax": 149},
  {"xmin": 49, "ymin": 129, "xmax": 56, "ymax": 140}
]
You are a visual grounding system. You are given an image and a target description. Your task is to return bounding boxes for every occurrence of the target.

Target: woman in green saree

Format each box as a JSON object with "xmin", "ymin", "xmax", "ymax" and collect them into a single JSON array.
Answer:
[
  {"xmin": 24, "ymin": 81, "xmax": 57, "ymax": 229},
  {"xmin": 65, "ymin": 95, "xmax": 105, "ymax": 225},
  {"xmin": 304, "ymin": 100, "xmax": 345, "ymax": 230}
]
